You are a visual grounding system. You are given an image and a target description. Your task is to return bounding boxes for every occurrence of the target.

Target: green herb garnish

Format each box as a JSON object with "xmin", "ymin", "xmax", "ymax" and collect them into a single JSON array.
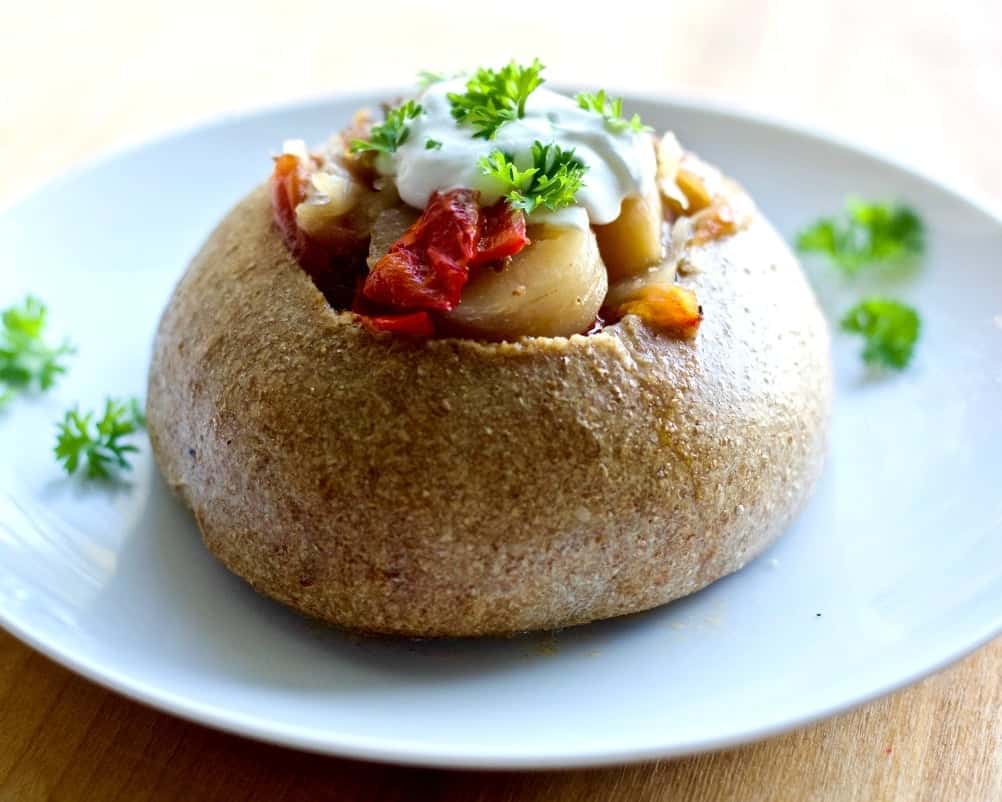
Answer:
[
  {"xmin": 350, "ymin": 100, "xmax": 423, "ymax": 156},
  {"xmin": 479, "ymin": 141, "xmax": 588, "ymax": 214},
  {"xmin": 417, "ymin": 70, "xmax": 450, "ymax": 88},
  {"xmin": 575, "ymin": 90, "xmax": 651, "ymax": 134},
  {"xmin": 840, "ymin": 297, "xmax": 921, "ymax": 369},
  {"xmin": 0, "ymin": 295, "xmax": 73, "ymax": 407},
  {"xmin": 425, "ymin": 138, "xmax": 443, "ymax": 150},
  {"xmin": 448, "ymin": 59, "xmax": 545, "ymax": 139},
  {"xmin": 55, "ymin": 397, "xmax": 146, "ymax": 479},
  {"xmin": 796, "ymin": 198, "xmax": 924, "ymax": 274}
]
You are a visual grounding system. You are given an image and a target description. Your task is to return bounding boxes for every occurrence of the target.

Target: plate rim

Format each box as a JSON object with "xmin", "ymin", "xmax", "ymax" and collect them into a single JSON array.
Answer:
[
  {"xmin": 3, "ymin": 587, "xmax": 1000, "ymax": 769},
  {"xmin": 1, "ymin": 88, "xmax": 1001, "ymax": 769}
]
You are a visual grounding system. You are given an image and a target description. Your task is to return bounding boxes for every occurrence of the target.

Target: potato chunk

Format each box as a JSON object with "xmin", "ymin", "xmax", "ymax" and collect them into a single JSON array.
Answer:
[
  {"xmin": 294, "ymin": 170, "xmax": 364, "ymax": 241},
  {"xmin": 593, "ymin": 186, "xmax": 665, "ymax": 280},
  {"xmin": 443, "ymin": 224, "xmax": 608, "ymax": 340}
]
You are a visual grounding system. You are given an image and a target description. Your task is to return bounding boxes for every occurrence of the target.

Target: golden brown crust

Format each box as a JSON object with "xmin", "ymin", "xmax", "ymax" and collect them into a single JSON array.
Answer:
[{"xmin": 146, "ymin": 181, "xmax": 832, "ymax": 637}]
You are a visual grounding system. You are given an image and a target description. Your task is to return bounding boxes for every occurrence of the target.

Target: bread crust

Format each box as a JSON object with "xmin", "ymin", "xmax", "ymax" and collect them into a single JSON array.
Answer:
[{"xmin": 147, "ymin": 182, "xmax": 831, "ymax": 636}]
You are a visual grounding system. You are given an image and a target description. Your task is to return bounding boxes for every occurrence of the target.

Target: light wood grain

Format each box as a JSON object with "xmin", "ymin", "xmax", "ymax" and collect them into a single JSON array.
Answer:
[{"xmin": 1, "ymin": 1, "xmax": 1000, "ymax": 799}]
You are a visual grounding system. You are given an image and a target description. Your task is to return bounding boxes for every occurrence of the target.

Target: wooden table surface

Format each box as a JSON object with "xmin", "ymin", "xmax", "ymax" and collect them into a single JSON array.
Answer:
[{"xmin": 2, "ymin": 1, "xmax": 1000, "ymax": 799}]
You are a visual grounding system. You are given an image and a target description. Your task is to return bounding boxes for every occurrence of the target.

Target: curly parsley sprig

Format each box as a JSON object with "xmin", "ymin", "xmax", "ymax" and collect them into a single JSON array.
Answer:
[
  {"xmin": 448, "ymin": 59, "xmax": 545, "ymax": 139},
  {"xmin": 0, "ymin": 295, "xmax": 74, "ymax": 408},
  {"xmin": 797, "ymin": 198, "xmax": 926, "ymax": 370},
  {"xmin": 796, "ymin": 198, "xmax": 924, "ymax": 274},
  {"xmin": 55, "ymin": 397, "xmax": 146, "ymax": 479},
  {"xmin": 840, "ymin": 298, "xmax": 920, "ymax": 370},
  {"xmin": 479, "ymin": 141, "xmax": 588, "ymax": 214},
  {"xmin": 350, "ymin": 100, "xmax": 423, "ymax": 156},
  {"xmin": 576, "ymin": 90, "xmax": 652, "ymax": 134}
]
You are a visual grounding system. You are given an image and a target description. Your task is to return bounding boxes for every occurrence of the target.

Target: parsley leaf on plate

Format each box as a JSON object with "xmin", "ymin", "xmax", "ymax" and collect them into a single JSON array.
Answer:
[
  {"xmin": 448, "ymin": 59, "xmax": 545, "ymax": 140},
  {"xmin": 55, "ymin": 397, "xmax": 146, "ymax": 479},
  {"xmin": 796, "ymin": 198, "xmax": 924, "ymax": 274},
  {"xmin": 0, "ymin": 295, "xmax": 73, "ymax": 405},
  {"xmin": 350, "ymin": 100, "xmax": 423, "ymax": 156},
  {"xmin": 479, "ymin": 141, "xmax": 588, "ymax": 214},
  {"xmin": 840, "ymin": 297, "xmax": 921, "ymax": 369},
  {"xmin": 576, "ymin": 90, "xmax": 652, "ymax": 134},
  {"xmin": 417, "ymin": 70, "xmax": 450, "ymax": 88}
]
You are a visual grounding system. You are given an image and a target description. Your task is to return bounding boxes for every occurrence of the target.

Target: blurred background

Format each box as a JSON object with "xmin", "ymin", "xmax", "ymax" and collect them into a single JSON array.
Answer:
[{"xmin": 3, "ymin": 0, "xmax": 1001, "ymax": 206}]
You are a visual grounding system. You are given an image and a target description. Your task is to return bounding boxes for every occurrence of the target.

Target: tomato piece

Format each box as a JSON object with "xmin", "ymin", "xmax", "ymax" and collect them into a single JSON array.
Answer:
[
  {"xmin": 357, "ymin": 311, "xmax": 435, "ymax": 337},
  {"xmin": 471, "ymin": 202, "xmax": 529, "ymax": 267}
]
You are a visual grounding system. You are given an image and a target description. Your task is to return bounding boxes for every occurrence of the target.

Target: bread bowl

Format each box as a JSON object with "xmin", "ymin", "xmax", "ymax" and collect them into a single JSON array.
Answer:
[{"xmin": 147, "ymin": 63, "xmax": 832, "ymax": 636}]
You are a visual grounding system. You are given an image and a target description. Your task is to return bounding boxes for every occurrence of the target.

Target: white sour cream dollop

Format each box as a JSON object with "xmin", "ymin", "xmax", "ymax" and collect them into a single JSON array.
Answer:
[{"xmin": 377, "ymin": 79, "xmax": 657, "ymax": 227}]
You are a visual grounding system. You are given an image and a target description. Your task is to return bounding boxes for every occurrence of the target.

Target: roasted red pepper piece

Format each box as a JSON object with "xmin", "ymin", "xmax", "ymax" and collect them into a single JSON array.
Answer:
[
  {"xmin": 271, "ymin": 154, "xmax": 306, "ymax": 246},
  {"xmin": 617, "ymin": 284, "xmax": 702, "ymax": 339},
  {"xmin": 363, "ymin": 189, "xmax": 481, "ymax": 312},
  {"xmin": 357, "ymin": 311, "xmax": 436, "ymax": 337},
  {"xmin": 471, "ymin": 201, "xmax": 529, "ymax": 267}
]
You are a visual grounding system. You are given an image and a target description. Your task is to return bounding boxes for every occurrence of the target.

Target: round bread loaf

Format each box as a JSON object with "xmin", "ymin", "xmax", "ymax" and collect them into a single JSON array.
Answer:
[{"xmin": 147, "ymin": 180, "xmax": 831, "ymax": 636}]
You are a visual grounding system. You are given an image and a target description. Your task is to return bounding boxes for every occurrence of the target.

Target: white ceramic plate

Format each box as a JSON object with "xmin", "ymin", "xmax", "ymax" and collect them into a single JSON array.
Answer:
[{"xmin": 1, "ymin": 91, "xmax": 1000, "ymax": 769}]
